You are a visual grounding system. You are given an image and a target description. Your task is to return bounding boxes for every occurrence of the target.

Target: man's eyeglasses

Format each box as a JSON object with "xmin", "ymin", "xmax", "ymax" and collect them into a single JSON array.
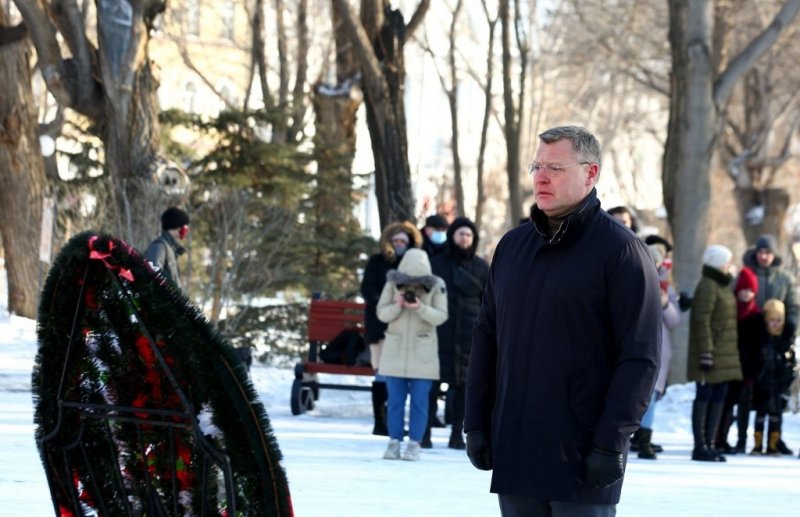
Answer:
[{"xmin": 528, "ymin": 161, "xmax": 590, "ymax": 176}]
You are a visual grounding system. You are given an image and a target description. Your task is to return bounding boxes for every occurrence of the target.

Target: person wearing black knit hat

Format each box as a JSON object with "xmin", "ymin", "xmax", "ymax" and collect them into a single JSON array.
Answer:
[
  {"xmin": 144, "ymin": 207, "xmax": 190, "ymax": 289},
  {"xmin": 427, "ymin": 217, "xmax": 489, "ymax": 450}
]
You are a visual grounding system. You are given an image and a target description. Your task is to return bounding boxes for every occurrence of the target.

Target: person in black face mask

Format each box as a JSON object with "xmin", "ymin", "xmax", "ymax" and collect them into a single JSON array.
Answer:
[{"xmin": 427, "ymin": 217, "xmax": 489, "ymax": 449}]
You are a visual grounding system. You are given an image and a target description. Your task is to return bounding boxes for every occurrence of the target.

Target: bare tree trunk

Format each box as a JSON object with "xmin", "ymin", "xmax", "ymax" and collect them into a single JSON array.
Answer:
[
  {"xmin": 288, "ymin": 0, "xmax": 309, "ymax": 141},
  {"xmin": 664, "ymin": 0, "xmax": 800, "ymax": 383},
  {"xmin": 0, "ymin": 6, "xmax": 47, "ymax": 318},
  {"xmin": 251, "ymin": 0, "xmax": 271, "ymax": 108},
  {"xmin": 475, "ymin": 1, "xmax": 499, "ymax": 230},
  {"xmin": 312, "ymin": 0, "xmax": 362, "ymax": 237},
  {"xmin": 500, "ymin": 0, "xmax": 522, "ymax": 225},
  {"xmin": 735, "ymin": 186, "xmax": 790, "ymax": 246},
  {"xmin": 332, "ymin": 0, "xmax": 429, "ymax": 228},
  {"xmin": 273, "ymin": 0, "xmax": 289, "ymax": 143},
  {"xmin": 447, "ymin": 0, "xmax": 464, "ymax": 216},
  {"xmin": 103, "ymin": 60, "xmax": 166, "ymax": 249}
]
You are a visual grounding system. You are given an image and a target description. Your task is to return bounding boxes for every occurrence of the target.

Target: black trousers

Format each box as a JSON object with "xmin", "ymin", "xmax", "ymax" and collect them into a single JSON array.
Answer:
[{"xmin": 498, "ymin": 495, "xmax": 616, "ymax": 517}]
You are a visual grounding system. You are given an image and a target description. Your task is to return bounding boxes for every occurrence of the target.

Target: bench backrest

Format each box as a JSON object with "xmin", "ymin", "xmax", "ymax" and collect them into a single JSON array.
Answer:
[{"xmin": 308, "ymin": 299, "xmax": 365, "ymax": 342}]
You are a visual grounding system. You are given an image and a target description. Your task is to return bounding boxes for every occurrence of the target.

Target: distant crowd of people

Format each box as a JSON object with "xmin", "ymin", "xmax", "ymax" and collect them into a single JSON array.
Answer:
[{"xmin": 607, "ymin": 206, "xmax": 799, "ymax": 463}]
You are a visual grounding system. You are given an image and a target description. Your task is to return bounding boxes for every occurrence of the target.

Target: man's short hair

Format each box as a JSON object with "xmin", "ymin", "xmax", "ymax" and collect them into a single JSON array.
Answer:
[{"xmin": 538, "ymin": 126, "xmax": 602, "ymax": 168}]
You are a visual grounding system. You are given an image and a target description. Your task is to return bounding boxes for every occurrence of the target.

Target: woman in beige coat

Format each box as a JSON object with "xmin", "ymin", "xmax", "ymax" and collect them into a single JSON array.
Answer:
[{"xmin": 377, "ymin": 248, "xmax": 448, "ymax": 461}]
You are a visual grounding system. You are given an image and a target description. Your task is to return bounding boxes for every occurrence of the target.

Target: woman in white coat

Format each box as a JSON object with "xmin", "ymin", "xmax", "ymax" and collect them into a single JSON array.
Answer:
[{"xmin": 377, "ymin": 248, "xmax": 448, "ymax": 461}]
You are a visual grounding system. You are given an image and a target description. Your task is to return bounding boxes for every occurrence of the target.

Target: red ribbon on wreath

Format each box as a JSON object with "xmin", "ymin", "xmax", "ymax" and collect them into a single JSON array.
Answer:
[{"xmin": 88, "ymin": 236, "xmax": 134, "ymax": 282}]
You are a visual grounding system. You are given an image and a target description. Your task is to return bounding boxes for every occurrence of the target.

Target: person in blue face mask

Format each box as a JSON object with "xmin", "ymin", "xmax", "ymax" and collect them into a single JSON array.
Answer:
[
  {"xmin": 421, "ymin": 214, "xmax": 449, "ymax": 258},
  {"xmin": 418, "ymin": 214, "xmax": 450, "ymax": 444}
]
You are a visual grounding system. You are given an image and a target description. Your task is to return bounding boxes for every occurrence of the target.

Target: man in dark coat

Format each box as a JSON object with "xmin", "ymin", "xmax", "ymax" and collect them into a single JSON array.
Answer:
[
  {"xmin": 430, "ymin": 217, "xmax": 489, "ymax": 449},
  {"xmin": 420, "ymin": 214, "xmax": 449, "ymax": 257},
  {"xmin": 464, "ymin": 126, "xmax": 661, "ymax": 516},
  {"xmin": 144, "ymin": 207, "xmax": 190, "ymax": 289}
]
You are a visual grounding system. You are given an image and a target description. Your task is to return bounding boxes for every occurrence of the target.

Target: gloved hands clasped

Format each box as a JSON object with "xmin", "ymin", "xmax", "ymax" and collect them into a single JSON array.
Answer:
[
  {"xmin": 466, "ymin": 431, "xmax": 492, "ymax": 471},
  {"xmin": 699, "ymin": 352, "xmax": 714, "ymax": 372}
]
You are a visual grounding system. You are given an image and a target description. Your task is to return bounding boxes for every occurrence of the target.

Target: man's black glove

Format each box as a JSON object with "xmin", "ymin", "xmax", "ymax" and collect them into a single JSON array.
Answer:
[
  {"xmin": 699, "ymin": 352, "xmax": 714, "ymax": 372},
  {"xmin": 585, "ymin": 445, "xmax": 624, "ymax": 488},
  {"xmin": 466, "ymin": 431, "xmax": 492, "ymax": 471}
]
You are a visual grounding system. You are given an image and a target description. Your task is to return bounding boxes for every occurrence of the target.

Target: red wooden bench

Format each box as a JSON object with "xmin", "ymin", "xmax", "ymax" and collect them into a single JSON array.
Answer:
[{"xmin": 290, "ymin": 299, "xmax": 376, "ymax": 415}]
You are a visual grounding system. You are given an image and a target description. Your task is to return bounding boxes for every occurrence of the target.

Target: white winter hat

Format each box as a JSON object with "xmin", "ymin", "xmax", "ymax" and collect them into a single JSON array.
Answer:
[{"xmin": 702, "ymin": 244, "xmax": 733, "ymax": 270}]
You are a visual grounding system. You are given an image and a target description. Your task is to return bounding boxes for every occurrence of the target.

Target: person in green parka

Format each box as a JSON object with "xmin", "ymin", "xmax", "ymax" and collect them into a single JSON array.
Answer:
[{"xmin": 688, "ymin": 244, "xmax": 743, "ymax": 462}]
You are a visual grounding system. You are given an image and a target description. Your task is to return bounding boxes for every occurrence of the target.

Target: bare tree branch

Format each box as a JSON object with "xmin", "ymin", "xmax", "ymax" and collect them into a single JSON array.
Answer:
[
  {"xmin": 714, "ymin": 0, "xmax": 800, "ymax": 106},
  {"xmin": 405, "ymin": 0, "xmax": 430, "ymax": 38}
]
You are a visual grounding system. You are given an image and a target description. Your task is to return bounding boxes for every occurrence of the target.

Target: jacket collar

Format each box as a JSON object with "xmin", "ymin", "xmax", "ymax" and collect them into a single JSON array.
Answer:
[
  {"xmin": 702, "ymin": 265, "xmax": 733, "ymax": 286},
  {"xmin": 531, "ymin": 189, "xmax": 600, "ymax": 246},
  {"xmin": 162, "ymin": 231, "xmax": 186, "ymax": 256}
]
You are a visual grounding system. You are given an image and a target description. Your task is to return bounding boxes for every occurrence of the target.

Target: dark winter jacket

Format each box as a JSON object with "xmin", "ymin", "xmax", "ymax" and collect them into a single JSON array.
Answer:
[
  {"xmin": 431, "ymin": 217, "xmax": 489, "ymax": 386},
  {"xmin": 144, "ymin": 231, "xmax": 185, "ymax": 288},
  {"xmin": 464, "ymin": 189, "xmax": 661, "ymax": 504},
  {"xmin": 360, "ymin": 221, "xmax": 423, "ymax": 345},
  {"xmin": 421, "ymin": 231, "xmax": 447, "ymax": 258},
  {"xmin": 737, "ymin": 313, "xmax": 764, "ymax": 382},
  {"xmin": 687, "ymin": 266, "xmax": 742, "ymax": 384},
  {"xmin": 753, "ymin": 300, "xmax": 797, "ymax": 413},
  {"xmin": 743, "ymin": 250, "xmax": 799, "ymax": 335}
]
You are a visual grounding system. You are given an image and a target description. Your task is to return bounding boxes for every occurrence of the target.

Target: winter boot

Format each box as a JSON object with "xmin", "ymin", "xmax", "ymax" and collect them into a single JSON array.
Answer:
[
  {"xmin": 776, "ymin": 439, "xmax": 793, "ymax": 455},
  {"xmin": 691, "ymin": 400, "xmax": 716, "ymax": 461},
  {"xmin": 705, "ymin": 402, "xmax": 727, "ymax": 462},
  {"xmin": 402, "ymin": 440, "xmax": 421, "ymax": 461},
  {"xmin": 714, "ymin": 406, "xmax": 736, "ymax": 454},
  {"xmin": 767, "ymin": 432, "xmax": 782, "ymax": 456},
  {"xmin": 630, "ymin": 428, "xmax": 642, "ymax": 452},
  {"xmin": 448, "ymin": 423, "xmax": 466, "ymax": 450},
  {"xmin": 371, "ymin": 381, "xmax": 389, "ymax": 436},
  {"xmin": 637, "ymin": 428, "xmax": 657, "ymax": 460},
  {"xmin": 735, "ymin": 393, "xmax": 751, "ymax": 454},
  {"xmin": 420, "ymin": 426, "xmax": 433, "ymax": 449},
  {"xmin": 750, "ymin": 431, "xmax": 763, "ymax": 455}
]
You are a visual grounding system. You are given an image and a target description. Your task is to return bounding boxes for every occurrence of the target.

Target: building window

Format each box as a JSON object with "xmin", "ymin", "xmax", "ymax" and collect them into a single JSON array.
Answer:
[
  {"xmin": 186, "ymin": 0, "xmax": 201, "ymax": 37},
  {"xmin": 184, "ymin": 82, "xmax": 197, "ymax": 113},
  {"xmin": 221, "ymin": 0, "xmax": 235, "ymax": 41}
]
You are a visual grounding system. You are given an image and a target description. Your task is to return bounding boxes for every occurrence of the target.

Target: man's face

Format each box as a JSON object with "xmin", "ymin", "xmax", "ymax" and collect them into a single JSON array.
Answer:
[
  {"xmin": 756, "ymin": 249, "xmax": 775, "ymax": 268},
  {"xmin": 532, "ymin": 139, "xmax": 598, "ymax": 218},
  {"xmin": 453, "ymin": 226, "xmax": 474, "ymax": 251}
]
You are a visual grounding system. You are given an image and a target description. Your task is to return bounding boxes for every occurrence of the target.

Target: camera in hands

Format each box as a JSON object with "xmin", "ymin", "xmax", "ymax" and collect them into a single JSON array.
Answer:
[{"xmin": 403, "ymin": 290, "xmax": 418, "ymax": 303}]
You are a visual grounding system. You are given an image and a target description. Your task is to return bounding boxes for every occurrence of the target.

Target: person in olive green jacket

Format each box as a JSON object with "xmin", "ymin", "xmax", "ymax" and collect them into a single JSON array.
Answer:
[{"xmin": 688, "ymin": 244, "xmax": 742, "ymax": 462}]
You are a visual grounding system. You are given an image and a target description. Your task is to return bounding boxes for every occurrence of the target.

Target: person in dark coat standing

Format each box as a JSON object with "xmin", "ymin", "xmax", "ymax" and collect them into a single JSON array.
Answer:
[
  {"xmin": 419, "ymin": 214, "xmax": 450, "ymax": 441},
  {"xmin": 420, "ymin": 214, "xmax": 449, "ymax": 257},
  {"xmin": 360, "ymin": 221, "xmax": 423, "ymax": 436},
  {"xmin": 429, "ymin": 217, "xmax": 489, "ymax": 450},
  {"xmin": 464, "ymin": 126, "xmax": 661, "ymax": 516},
  {"xmin": 144, "ymin": 207, "xmax": 190, "ymax": 290},
  {"xmin": 742, "ymin": 233, "xmax": 798, "ymax": 455}
]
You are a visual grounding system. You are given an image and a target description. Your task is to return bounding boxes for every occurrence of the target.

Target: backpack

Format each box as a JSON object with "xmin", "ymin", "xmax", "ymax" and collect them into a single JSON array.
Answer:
[{"xmin": 319, "ymin": 330, "xmax": 366, "ymax": 366}]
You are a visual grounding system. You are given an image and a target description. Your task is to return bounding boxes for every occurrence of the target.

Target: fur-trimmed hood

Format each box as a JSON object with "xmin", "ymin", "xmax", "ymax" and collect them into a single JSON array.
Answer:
[
  {"xmin": 379, "ymin": 221, "xmax": 423, "ymax": 261},
  {"xmin": 386, "ymin": 249, "xmax": 438, "ymax": 292}
]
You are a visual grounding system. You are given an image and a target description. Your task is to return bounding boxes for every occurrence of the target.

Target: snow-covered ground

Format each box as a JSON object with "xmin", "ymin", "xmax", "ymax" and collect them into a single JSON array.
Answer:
[{"xmin": 1, "ymin": 271, "xmax": 800, "ymax": 516}]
